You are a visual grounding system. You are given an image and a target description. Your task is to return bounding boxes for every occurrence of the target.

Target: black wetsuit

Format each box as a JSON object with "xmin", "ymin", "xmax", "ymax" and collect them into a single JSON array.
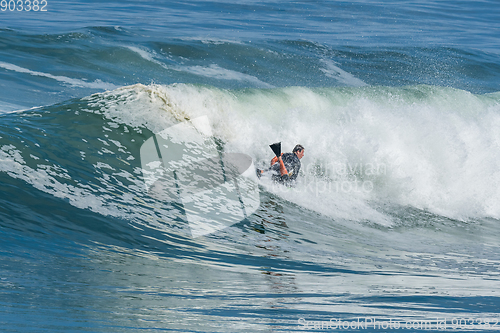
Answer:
[{"xmin": 269, "ymin": 152, "xmax": 301, "ymax": 185}]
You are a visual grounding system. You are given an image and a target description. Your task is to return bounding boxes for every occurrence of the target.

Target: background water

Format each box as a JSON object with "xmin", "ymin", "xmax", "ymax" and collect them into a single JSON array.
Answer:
[{"xmin": 1, "ymin": 1, "xmax": 500, "ymax": 332}]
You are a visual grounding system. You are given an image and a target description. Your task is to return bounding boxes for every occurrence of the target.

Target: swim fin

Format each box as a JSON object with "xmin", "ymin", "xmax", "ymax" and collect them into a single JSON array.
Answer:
[{"xmin": 269, "ymin": 142, "xmax": 281, "ymax": 158}]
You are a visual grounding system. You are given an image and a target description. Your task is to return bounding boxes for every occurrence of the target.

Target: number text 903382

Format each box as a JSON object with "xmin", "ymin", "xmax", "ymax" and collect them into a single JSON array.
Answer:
[{"xmin": 1, "ymin": 0, "xmax": 47, "ymax": 11}]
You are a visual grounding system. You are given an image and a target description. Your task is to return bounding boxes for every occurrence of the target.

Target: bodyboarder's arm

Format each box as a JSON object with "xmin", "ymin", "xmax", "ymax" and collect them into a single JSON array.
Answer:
[{"xmin": 278, "ymin": 156, "xmax": 288, "ymax": 176}]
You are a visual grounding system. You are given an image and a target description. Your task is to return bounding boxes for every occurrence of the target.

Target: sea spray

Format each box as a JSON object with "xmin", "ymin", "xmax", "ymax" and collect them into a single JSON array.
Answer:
[{"xmin": 89, "ymin": 84, "xmax": 500, "ymax": 221}]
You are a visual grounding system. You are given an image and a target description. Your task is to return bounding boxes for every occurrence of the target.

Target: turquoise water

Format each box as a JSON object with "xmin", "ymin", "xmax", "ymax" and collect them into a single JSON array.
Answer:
[{"xmin": 1, "ymin": 1, "xmax": 500, "ymax": 332}]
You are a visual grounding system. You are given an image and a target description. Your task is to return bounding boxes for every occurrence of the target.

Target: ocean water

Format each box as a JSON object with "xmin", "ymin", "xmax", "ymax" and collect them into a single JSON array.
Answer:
[{"xmin": 1, "ymin": 1, "xmax": 500, "ymax": 332}]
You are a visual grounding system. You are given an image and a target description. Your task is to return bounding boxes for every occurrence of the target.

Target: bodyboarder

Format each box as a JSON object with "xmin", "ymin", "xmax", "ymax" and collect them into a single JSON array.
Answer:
[{"xmin": 257, "ymin": 143, "xmax": 305, "ymax": 186}]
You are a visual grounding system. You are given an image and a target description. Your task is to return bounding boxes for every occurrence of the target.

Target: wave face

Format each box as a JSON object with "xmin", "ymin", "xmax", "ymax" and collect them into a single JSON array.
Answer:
[{"xmin": 4, "ymin": 84, "xmax": 500, "ymax": 227}]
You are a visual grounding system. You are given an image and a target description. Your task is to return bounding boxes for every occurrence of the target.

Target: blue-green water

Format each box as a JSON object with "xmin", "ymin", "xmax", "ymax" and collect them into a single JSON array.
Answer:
[{"xmin": 1, "ymin": 1, "xmax": 500, "ymax": 332}]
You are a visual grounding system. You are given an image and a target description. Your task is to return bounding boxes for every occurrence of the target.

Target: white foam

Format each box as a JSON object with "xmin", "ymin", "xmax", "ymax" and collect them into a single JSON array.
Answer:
[
  {"xmin": 182, "ymin": 64, "xmax": 274, "ymax": 88},
  {"xmin": 126, "ymin": 46, "xmax": 169, "ymax": 69},
  {"xmin": 125, "ymin": 45, "xmax": 273, "ymax": 88},
  {"xmin": 87, "ymin": 83, "xmax": 500, "ymax": 223},
  {"xmin": 320, "ymin": 59, "xmax": 368, "ymax": 87},
  {"xmin": 0, "ymin": 61, "xmax": 117, "ymax": 90},
  {"xmin": 186, "ymin": 37, "xmax": 244, "ymax": 45}
]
